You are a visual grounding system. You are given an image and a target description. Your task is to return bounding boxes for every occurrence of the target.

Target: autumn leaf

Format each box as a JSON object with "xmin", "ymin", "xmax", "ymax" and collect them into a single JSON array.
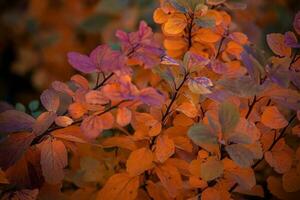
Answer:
[
  {"xmin": 38, "ymin": 138, "xmax": 68, "ymax": 184},
  {"xmin": 33, "ymin": 111, "xmax": 57, "ymax": 136},
  {"xmin": 264, "ymin": 139, "xmax": 293, "ymax": 174},
  {"xmin": 0, "ymin": 132, "xmax": 35, "ymax": 170},
  {"xmin": 201, "ymin": 187, "xmax": 222, "ymax": 200},
  {"xmin": 146, "ymin": 180, "xmax": 171, "ymax": 200},
  {"xmin": 155, "ymin": 163, "xmax": 183, "ymax": 198},
  {"xmin": 0, "ymin": 110, "xmax": 35, "ymax": 133},
  {"xmin": 218, "ymin": 102, "xmax": 240, "ymax": 135},
  {"xmin": 266, "ymin": 33, "xmax": 291, "ymax": 57},
  {"xmin": 155, "ymin": 134, "xmax": 175, "ymax": 163},
  {"xmin": 55, "ymin": 116, "xmax": 73, "ymax": 127},
  {"xmin": 81, "ymin": 115, "xmax": 103, "ymax": 139},
  {"xmin": 102, "ymin": 136, "xmax": 138, "ymax": 151},
  {"xmin": 188, "ymin": 77, "xmax": 213, "ymax": 94},
  {"xmin": 261, "ymin": 106, "xmax": 288, "ymax": 129},
  {"xmin": 176, "ymin": 102, "xmax": 198, "ymax": 118},
  {"xmin": 225, "ymin": 144, "xmax": 257, "ymax": 167},
  {"xmin": 188, "ymin": 123, "xmax": 218, "ymax": 151},
  {"xmin": 163, "ymin": 13, "xmax": 187, "ymax": 35},
  {"xmin": 126, "ymin": 147, "xmax": 154, "ymax": 176},
  {"xmin": 97, "ymin": 173, "xmax": 139, "ymax": 200},
  {"xmin": 282, "ymin": 168, "xmax": 300, "ymax": 192},
  {"xmin": 40, "ymin": 89, "xmax": 60, "ymax": 112},
  {"xmin": 195, "ymin": 28, "xmax": 221, "ymax": 43},
  {"xmin": 200, "ymin": 156, "xmax": 224, "ymax": 181},
  {"xmin": 116, "ymin": 107, "xmax": 132, "ymax": 126}
]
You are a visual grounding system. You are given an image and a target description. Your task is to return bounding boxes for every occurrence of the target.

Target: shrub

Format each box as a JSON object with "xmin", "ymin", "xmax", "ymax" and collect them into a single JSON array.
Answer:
[{"xmin": 0, "ymin": 1, "xmax": 300, "ymax": 199}]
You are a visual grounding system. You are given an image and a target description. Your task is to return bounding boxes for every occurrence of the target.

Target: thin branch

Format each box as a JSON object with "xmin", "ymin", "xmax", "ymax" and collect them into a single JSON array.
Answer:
[
  {"xmin": 245, "ymin": 95, "xmax": 257, "ymax": 119},
  {"xmin": 31, "ymin": 100, "xmax": 127, "ymax": 145},
  {"xmin": 161, "ymin": 72, "xmax": 190, "ymax": 124},
  {"xmin": 216, "ymin": 36, "xmax": 226, "ymax": 58},
  {"xmin": 93, "ymin": 72, "xmax": 114, "ymax": 90}
]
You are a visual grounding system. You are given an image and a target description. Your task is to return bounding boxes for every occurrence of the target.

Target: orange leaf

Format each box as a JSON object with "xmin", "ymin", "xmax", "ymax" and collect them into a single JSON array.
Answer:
[
  {"xmin": 155, "ymin": 135, "xmax": 175, "ymax": 163},
  {"xmin": 195, "ymin": 28, "xmax": 221, "ymax": 43},
  {"xmin": 155, "ymin": 163, "xmax": 183, "ymax": 198},
  {"xmin": 102, "ymin": 136, "xmax": 138, "ymax": 151},
  {"xmin": 261, "ymin": 106, "xmax": 288, "ymax": 129},
  {"xmin": 126, "ymin": 147, "xmax": 154, "ymax": 176},
  {"xmin": 163, "ymin": 13, "xmax": 187, "ymax": 35},
  {"xmin": 116, "ymin": 107, "xmax": 132, "ymax": 127},
  {"xmin": 97, "ymin": 173, "xmax": 139, "ymax": 200},
  {"xmin": 201, "ymin": 188, "xmax": 221, "ymax": 200},
  {"xmin": 146, "ymin": 181, "xmax": 171, "ymax": 200},
  {"xmin": 282, "ymin": 169, "xmax": 300, "ymax": 192},
  {"xmin": 267, "ymin": 33, "xmax": 291, "ymax": 57},
  {"xmin": 39, "ymin": 138, "xmax": 68, "ymax": 184},
  {"xmin": 153, "ymin": 8, "xmax": 168, "ymax": 24},
  {"xmin": 264, "ymin": 139, "xmax": 293, "ymax": 174},
  {"xmin": 176, "ymin": 102, "xmax": 198, "ymax": 118},
  {"xmin": 189, "ymin": 176, "xmax": 207, "ymax": 189}
]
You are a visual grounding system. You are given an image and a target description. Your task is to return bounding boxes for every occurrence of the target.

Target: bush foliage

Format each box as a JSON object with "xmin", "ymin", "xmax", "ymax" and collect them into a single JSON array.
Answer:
[{"xmin": 1, "ymin": 0, "xmax": 300, "ymax": 199}]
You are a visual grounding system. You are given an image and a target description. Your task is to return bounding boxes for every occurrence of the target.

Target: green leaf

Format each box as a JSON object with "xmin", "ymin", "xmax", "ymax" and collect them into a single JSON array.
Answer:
[
  {"xmin": 218, "ymin": 77, "xmax": 262, "ymax": 98},
  {"xmin": 225, "ymin": 144, "xmax": 254, "ymax": 167},
  {"xmin": 200, "ymin": 156, "xmax": 224, "ymax": 181},
  {"xmin": 218, "ymin": 102, "xmax": 239, "ymax": 135},
  {"xmin": 168, "ymin": 0, "xmax": 188, "ymax": 13},
  {"xmin": 15, "ymin": 103, "xmax": 26, "ymax": 112},
  {"xmin": 28, "ymin": 100, "xmax": 39, "ymax": 112},
  {"xmin": 195, "ymin": 16, "xmax": 216, "ymax": 28},
  {"xmin": 188, "ymin": 123, "xmax": 218, "ymax": 148}
]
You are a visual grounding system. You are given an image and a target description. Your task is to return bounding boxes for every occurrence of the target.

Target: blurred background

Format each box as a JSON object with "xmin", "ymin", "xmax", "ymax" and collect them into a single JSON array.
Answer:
[{"xmin": 0, "ymin": 0, "xmax": 299, "ymax": 109}]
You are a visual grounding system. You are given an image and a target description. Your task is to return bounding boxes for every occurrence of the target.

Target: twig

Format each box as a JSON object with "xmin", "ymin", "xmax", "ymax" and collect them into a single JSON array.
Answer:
[
  {"xmin": 161, "ymin": 72, "xmax": 190, "ymax": 124},
  {"xmin": 94, "ymin": 72, "xmax": 114, "ymax": 90}
]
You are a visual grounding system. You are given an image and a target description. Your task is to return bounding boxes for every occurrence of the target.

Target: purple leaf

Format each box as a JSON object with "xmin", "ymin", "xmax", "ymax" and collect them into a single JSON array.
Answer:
[
  {"xmin": 33, "ymin": 112, "xmax": 57, "ymax": 136},
  {"xmin": 284, "ymin": 31, "xmax": 300, "ymax": 48},
  {"xmin": 0, "ymin": 110, "xmax": 35, "ymax": 133},
  {"xmin": 40, "ymin": 89, "xmax": 60, "ymax": 112},
  {"xmin": 0, "ymin": 132, "xmax": 35, "ymax": 170},
  {"xmin": 116, "ymin": 21, "xmax": 164, "ymax": 69},
  {"xmin": 139, "ymin": 87, "xmax": 165, "ymax": 106},
  {"xmin": 67, "ymin": 52, "xmax": 96, "ymax": 73}
]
